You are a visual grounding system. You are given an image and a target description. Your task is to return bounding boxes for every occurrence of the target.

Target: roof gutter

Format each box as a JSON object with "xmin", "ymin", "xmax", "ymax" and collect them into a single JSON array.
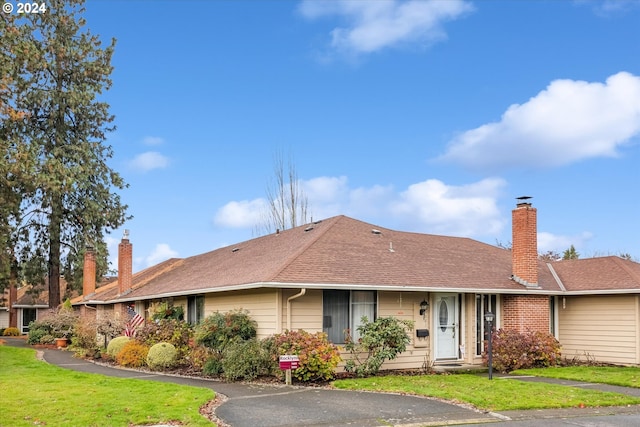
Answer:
[{"xmin": 287, "ymin": 288, "xmax": 306, "ymax": 330}]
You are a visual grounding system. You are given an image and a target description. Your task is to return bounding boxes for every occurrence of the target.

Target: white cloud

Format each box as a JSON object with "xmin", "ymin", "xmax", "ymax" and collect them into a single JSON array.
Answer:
[
  {"xmin": 390, "ymin": 178, "xmax": 506, "ymax": 236},
  {"xmin": 439, "ymin": 72, "xmax": 640, "ymax": 172},
  {"xmin": 538, "ymin": 231, "xmax": 594, "ymax": 254},
  {"xmin": 215, "ymin": 176, "xmax": 505, "ymax": 239},
  {"xmin": 574, "ymin": 0, "xmax": 640, "ymax": 14},
  {"xmin": 129, "ymin": 151, "xmax": 170, "ymax": 172},
  {"xmin": 144, "ymin": 243, "xmax": 179, "ymax": 267},
  {"xmin": 298, "ymin": 0, "xmax": 473, "ymax": 55},
  {"xmin": 213, "ymin": 199, "xmax": 267, "ymax": 228},
  {"xmin": 142, "ymin": 136, "xmax": 164, "ymax": 146}
]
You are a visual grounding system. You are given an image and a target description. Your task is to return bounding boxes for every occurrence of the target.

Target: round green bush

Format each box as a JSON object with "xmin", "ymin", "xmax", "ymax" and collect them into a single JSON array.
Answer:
[
  {"xmin": 106, "ymin": 336, "xmax": 131, "ymax": 358},
  {"xmin": 146, "ymin": 342, "xmax": 177, "ymax": 370}
]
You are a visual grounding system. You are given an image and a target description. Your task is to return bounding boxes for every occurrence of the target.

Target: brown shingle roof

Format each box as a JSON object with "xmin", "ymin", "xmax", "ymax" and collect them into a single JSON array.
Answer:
[
  {"xmin": 80, "ymin": 216, "xmax": 567, "ymax": 304},
  {"xmin": 549, "ymin": 256, "xmax": 640, "ymax": 293}
]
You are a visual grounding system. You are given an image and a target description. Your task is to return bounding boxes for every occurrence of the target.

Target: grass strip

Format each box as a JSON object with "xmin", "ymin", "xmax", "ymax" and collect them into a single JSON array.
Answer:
[
  {"xmin": 513, "ymin": 366, "xmax": 640, "ymax": 388},
  {"xmin": 332, "ymin": 374, "xmax": 640, "ymax": 411},
  {"xmin": 0, "ymin": 345, "xmax": 215, "ymax": 426}
]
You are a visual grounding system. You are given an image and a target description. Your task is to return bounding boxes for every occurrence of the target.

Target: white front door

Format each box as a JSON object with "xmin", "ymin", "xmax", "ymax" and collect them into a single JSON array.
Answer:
[{"xmin": 435, "ymin": 294, "xmax": 459, "ymax": 359}]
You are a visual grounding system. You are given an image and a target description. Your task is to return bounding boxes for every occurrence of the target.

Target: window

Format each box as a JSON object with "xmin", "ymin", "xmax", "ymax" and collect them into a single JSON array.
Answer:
[
  {"xmin": 475, "ymin": 294, "xmax": 497, "ymax": 356},
  {"xmin": 21, "ymin": 308, "xmax": 37, "ymax": 334},
  {"xmin": 323, "ymin": 290, "xmax": 376, "ymax": 344},
  {"xmin": 187, "ymin": 295, "xmax": 204, "ymax": 325},
  {"xmin": 549, "ymin": 296, "xmax": 556, "ymax": 337}
]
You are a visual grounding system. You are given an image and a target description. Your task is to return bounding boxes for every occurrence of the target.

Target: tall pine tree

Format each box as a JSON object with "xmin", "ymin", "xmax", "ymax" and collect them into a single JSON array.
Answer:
[{"xmin": 0, "ymin": 0, "xmax": 129, "ymax": 307}]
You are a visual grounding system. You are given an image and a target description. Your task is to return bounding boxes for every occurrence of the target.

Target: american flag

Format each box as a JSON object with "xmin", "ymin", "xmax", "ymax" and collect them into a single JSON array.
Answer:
[{"xmin": 124, "ymin": 306, "xmax": 145, "ymax": 337}]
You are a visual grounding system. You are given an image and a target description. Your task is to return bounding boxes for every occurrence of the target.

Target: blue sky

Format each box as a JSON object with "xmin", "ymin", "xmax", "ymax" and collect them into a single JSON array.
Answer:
[{"xmin": 80, "ymin": 0, "xmax": 639, "ymax": 271}]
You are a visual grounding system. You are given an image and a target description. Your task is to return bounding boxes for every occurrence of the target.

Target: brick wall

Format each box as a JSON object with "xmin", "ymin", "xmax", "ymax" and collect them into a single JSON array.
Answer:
[
  {"xmin": 512, "ymin": 203, "xmax": 538, "ymax": 285},
  {"xmin": 501, "ymin": 295, "xmax": 550, "ymax": 333}
]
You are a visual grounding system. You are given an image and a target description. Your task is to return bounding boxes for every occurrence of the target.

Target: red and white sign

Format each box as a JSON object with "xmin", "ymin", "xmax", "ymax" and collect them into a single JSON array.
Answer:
[{"xmin": 279, "ymin": 355, "xmax": 300, "ymax": 370}]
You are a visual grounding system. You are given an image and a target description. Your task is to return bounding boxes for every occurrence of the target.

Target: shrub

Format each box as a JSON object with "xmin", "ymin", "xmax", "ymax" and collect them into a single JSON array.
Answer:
[
  {"xmin": 26, "ymin": 308, "xmax": 79, "ymax": 344},
  {"xmin": 135, "ymin": 319, "xmax": 193, "ymax": 363},
  {"xmin": 116, "ymin": 340, "xmax": 150, "ymax": 368},
  {"xmin": 222, "ymin": 338, "xmax": 276, "ymax": 381},
  {"xmin": 48, "ymin": 308, "xmax": 79, "ymax": 339},
  {"xmin": 71, "ymin": 318, "xmax": 99, "ymax": 352},
  {"xmin": 106, "ymin": 336, "xmax": 130, "ymax": 358},
  {"xmin": 96, "ymin": 314, "xmax": 127, "ymax": 347},
  {"xmin": 147, "ymin": 342, "xmax": 178, "ymax": 370},
  {"xmin": 202, "ymin": 356, "xmax": 223, "ymax": 377},
  {"xmin": 2, "ymin": 327, "xmax": 20, "ymax": 336},
  {"xmin": 41, "ymin": 334, "xmax": 55, "ymax": 344},
  {"xmin": 194, "ymin": 309, "xmax": 256, "ymax": 353},
  {"xmin": 0, "ymin": 328, "xmax": 4, "ymax": 336},
  {"xmin": 486, "ymin": 328, "xmax": 562, "ymax": 373},
  {"xmin": 186, "ymin": 345, "xmax": 215, "ymax": 372},
  {"xmin": 272, "ymin": 330, "xmax": 341, "ymax": 382},
  {"xmin": 344, "ymin": 316, "xmax": 414, "ymax": 377}
]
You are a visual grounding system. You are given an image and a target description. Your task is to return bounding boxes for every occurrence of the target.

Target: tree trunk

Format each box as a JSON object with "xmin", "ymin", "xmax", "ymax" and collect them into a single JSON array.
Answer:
[{"xmin": 48, "ymin": 197, "xmax": 62, "ymax": 308}]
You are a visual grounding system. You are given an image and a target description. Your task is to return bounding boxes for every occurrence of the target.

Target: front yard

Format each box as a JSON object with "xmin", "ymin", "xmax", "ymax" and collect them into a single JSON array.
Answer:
[
  {"xmin": 333, "ymin": 367, "xmax": 640, "ymax": 412},
  {"xmin": 0, "ymin": 345, "xmax": 215, "ymax": 427}
]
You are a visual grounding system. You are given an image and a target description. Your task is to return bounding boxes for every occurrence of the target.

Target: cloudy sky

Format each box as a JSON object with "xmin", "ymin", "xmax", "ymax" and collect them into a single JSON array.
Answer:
[{"xmin": 78, "ymin": 0, "xmax": 639, "ymax": 271}]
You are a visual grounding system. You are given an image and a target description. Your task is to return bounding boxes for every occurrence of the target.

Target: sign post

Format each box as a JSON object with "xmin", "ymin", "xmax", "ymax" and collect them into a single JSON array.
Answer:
[{"xmin": 279, "ymin": 355, "xmax": 300, "ymax": 385}]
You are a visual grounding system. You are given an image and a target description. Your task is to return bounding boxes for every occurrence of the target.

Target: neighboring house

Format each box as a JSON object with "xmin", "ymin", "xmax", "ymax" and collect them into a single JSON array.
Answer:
[
  {"xmin": 72, "ymin": 201, "xmax": 640, "ymax": 369},
  {"xmin": 2, "ymin": 278, "xmax": 77, "ymax": 334}
]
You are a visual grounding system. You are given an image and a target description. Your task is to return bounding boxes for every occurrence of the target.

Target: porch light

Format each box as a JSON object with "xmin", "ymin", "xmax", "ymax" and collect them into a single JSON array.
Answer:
[
  {"xmin": 419, "ymin": 300, "xmax": 429, "ymax": 316},
  {"xmin": 484, "ymin": 311, "xmax": 495, "ymax": 380}
]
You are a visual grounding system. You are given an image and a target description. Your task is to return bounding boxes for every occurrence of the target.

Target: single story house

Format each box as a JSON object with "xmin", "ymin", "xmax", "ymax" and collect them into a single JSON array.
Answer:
[{"xmin": 72, "ymin": 200, "xmax": 640, "ymax": 369}]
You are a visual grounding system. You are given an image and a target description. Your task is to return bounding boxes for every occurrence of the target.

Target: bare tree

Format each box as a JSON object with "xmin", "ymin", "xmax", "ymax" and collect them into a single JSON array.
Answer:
[{"xmin": 259, "ymin": 150, "xmax": 310, "ymax": 234}]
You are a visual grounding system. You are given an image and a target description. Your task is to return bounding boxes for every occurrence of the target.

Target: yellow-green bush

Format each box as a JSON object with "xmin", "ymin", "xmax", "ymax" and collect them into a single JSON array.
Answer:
[
  {"xmin": 2, "ymin": 327, "xmax": 20, "ymax": 336},
  {"xmin": 116, "ymin": 340, "xmax": 149, "ymax": 368},
  {"xmin": 106, "ymin": 336, "xmax": 130, "ymax": 358},
  {"xmin": 147, "ymin": 342, "xmax": 177, "ymax": 370}
]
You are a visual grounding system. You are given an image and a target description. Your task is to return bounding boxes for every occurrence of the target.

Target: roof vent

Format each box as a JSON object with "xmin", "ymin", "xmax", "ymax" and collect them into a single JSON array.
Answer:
[
  {"xmin": 313, "ymin": 220, "xmax": 323, "ymax": 225},
  {"xmin": 371, "ymin": 229, "xmax": 382, "ymax": 235},
  {"xmin": 304, "ymin": 226, "xmax": 314, "ymax": 232},
  {"xmin": 231, "ymin": 247, "xmax": 240, "ymax": 253},
  {"xmin": 389, "ymin": 242, "xmax": 395, "ymax": 253}
]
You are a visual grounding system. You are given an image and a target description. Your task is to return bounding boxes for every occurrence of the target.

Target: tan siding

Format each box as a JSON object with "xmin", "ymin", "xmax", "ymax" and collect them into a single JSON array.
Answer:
[
  {"xmin": 204, "ymin": 289, "xmax": 279, "ymax": 339},
  {"xmin": 0, "ymin": 311, "xmax": 9, "ymax": 329},
  {"xmin": 559, "ymin": 295, "xmax": 639, "ymax": 365},
  {"xmin": 376, "ymin": 292, "xmax": 432, "ymax": 370},
  {"xmin": 172, "ymin": 297, "xmax": 187, "ymax": 316},
  {"xmin": 281, "ymin": 289, "xmax": 323, "ymax": 333}
]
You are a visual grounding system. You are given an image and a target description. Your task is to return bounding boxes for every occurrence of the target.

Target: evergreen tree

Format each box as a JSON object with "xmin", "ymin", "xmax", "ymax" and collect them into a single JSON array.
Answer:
[
  {"xmin": 0, "ymin": 1, "xmax": 129, "ymax": 307},
  {"xmin": 563, "ymin": 245, "xmax": 580, "ymax": 260}
]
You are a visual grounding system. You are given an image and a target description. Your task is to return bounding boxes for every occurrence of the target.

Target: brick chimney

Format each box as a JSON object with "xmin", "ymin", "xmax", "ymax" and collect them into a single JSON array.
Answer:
[
  {"xmin": 83, "ymin": 245, "xmax": 96, "ymax": 297},
  {"xmin": 118, "ymin": 230, "xmax": 133, "ymax": 295},
  {"xmin": 512, "ymin": 197, "xmax": 538, "ymax": 287}
]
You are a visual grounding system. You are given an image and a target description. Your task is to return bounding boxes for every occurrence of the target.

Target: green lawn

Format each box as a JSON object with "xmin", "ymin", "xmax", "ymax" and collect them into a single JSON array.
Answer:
[
  {"xmin": 332, "ymin": 373, "xmax": 640, "ymax": 412},
  {"xmin": 0, "ymin": 345, "xmax": 215, "ymax": 426},
  {"xmin": 513, "ymin": 366, "xmax": 640, "ymax": 388}
]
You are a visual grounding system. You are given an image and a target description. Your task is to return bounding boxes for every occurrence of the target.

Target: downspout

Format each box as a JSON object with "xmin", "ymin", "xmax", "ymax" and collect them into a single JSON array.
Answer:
[{"xmin": 286, "ymin": 289, "xmax": 306, "ymax": 331}]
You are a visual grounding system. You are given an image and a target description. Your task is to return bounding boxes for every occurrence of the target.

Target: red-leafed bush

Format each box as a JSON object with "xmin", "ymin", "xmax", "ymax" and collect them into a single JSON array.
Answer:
[
  {"xmin": 485, "ymin": 328, "xmax": 561, "ymax": 373},
  {"xmin": 270, "ymin": 330, "xmax": 341, "ymax": 382}
]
